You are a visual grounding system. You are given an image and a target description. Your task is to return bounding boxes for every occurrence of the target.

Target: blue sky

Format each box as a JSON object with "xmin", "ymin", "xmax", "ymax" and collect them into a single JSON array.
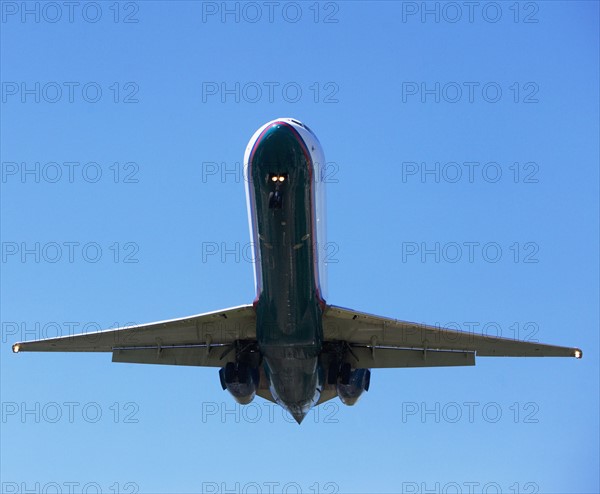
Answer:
[{"xmin": 1, "ymin": 1, "xmax": 598, "ymax": 493}]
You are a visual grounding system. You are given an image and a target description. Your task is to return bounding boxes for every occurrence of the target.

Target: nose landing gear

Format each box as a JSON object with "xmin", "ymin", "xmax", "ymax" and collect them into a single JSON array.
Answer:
[
  {"xmin": 268, "ymin": 173, "xmax": 287, "ymax": 209},
  {"xmin": 269, "ymin": 190, "xmax": 283, "ymax": 209}
]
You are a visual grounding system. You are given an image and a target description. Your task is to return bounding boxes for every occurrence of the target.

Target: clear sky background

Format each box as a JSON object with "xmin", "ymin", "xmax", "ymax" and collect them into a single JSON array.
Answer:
[{"xmin": 1, "ymin": 1, "xmax": 598, "ymax": 493}]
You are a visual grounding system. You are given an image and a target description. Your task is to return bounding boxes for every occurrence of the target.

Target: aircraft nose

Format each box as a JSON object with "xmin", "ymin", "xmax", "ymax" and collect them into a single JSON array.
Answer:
[
  {"xmin": 263, "ymin": 121, "xmax": 303, "ymax": 141},
  {"xmin": 251, "ymin": 121, "xmax": 310, "ymax": 165}
]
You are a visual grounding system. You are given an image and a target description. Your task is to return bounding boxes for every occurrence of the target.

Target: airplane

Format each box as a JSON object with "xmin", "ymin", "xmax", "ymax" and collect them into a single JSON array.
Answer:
[{"xmin": 13, "ymin": 118, "xmax": 582, "ymax": 424}]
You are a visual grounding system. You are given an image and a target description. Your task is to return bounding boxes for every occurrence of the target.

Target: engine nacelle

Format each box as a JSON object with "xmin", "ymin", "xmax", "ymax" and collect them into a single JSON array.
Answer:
[
  {"xmin": 336, "ymin": 368, "xmax": 371, "ymax": 406},
  {"xmin": 224, "ymin": 381, "xmax": 257, "ymax": 405},
  {"xmin": 219, "ymin": 362, "xmax": 259, "ymax": 405}
]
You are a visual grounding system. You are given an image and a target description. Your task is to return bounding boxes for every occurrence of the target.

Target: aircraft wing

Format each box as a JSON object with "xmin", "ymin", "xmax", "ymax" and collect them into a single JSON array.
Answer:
[
  {"xmin": 323, "ymin": 305, "xmax": 582, "ymax": 368},
  {"xmin": 12, "ymin": 304, "xmax": 256, "ymax": 367}
]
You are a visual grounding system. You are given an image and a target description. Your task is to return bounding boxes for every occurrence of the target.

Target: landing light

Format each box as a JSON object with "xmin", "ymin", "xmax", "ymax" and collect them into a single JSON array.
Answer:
[
  {"xmin": 271, "ymin": 176, "xmax": 278, "ymax": 182},
  {"xmin": 13, "ymin": 344, "xmax": 20, "ymax": 353},
  {"xmin": 278, "ymin": 176, "xmax": 285, "ymax": 182},
  {"xmin": 574, "ymin": 349, "xmax": 582, "ymax": 359}
]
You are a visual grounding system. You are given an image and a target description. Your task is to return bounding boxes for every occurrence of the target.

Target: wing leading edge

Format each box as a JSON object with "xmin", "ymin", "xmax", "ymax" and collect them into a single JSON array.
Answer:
[{"xmin": 323, "ymin": 305, "xmax": 582, "ymax": 368}]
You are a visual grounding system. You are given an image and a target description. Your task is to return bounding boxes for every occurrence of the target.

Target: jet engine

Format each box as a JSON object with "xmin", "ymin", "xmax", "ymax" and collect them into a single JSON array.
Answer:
[
  {"xmin": 336, "ymin": 364, "xmax": 371, "ymax": 406},
  {"xmin": 219, "ymin": 362, "xmax": 259, "ymax": 405}
]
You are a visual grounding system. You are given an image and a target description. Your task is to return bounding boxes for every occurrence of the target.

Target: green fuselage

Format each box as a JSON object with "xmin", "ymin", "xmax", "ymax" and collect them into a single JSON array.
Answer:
[{"xmin": 248, "ymin": 123, "xmax": 324, "ymax": 422}]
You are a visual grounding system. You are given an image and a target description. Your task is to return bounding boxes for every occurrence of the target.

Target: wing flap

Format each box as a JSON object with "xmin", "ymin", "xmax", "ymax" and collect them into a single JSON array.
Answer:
[
  {"xmin": 112, "ymin": 345, "xmax": 235, "ymax": 367},
  {"xmin": 349, "ymin": 347, "xmax": 475, "ymax": 368}
]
